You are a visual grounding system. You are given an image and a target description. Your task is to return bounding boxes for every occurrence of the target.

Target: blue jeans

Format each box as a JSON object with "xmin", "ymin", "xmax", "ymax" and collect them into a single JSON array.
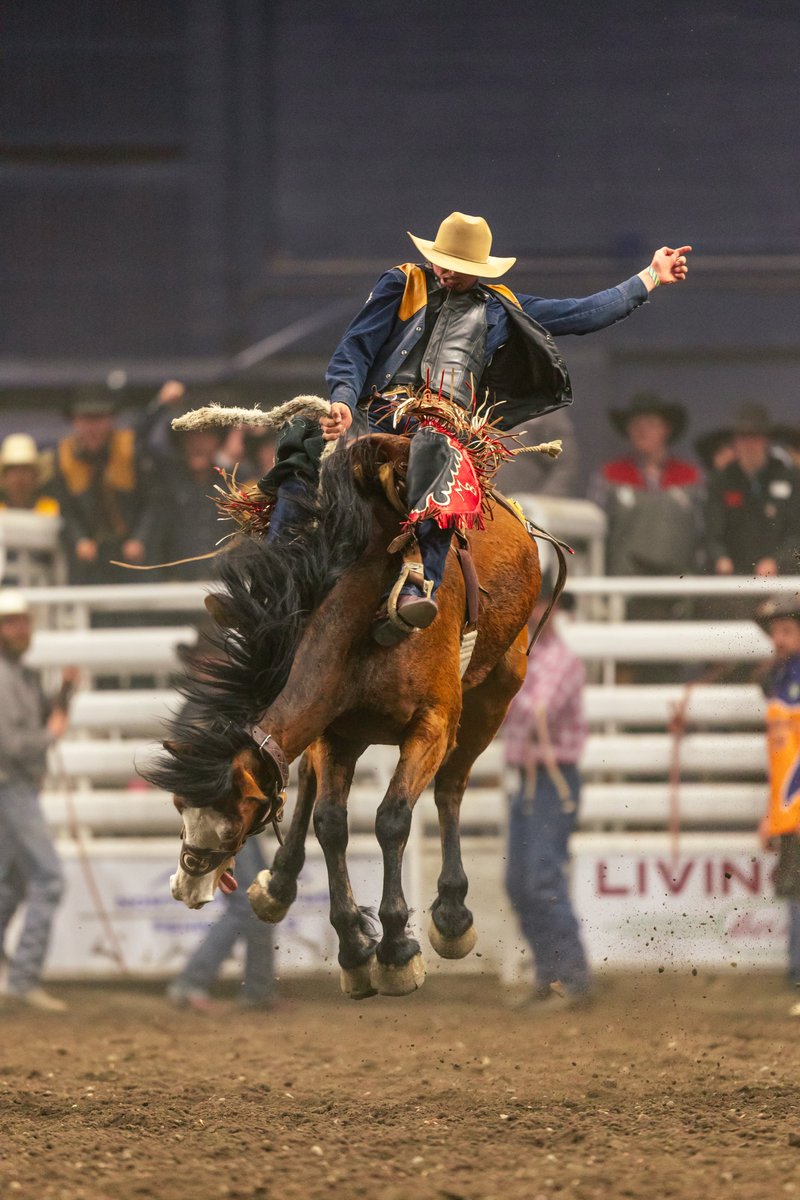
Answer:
[
  {"xmin": 0, "ymin": 781, "xmax": 65, "ymax": 993},
  {"xmin": 177, "ymin": 838, "xmax": 276, "ymax": 1005},
  {"xmin": 504, "ymin": 764, "xmax": 591, "ymax": 994}
]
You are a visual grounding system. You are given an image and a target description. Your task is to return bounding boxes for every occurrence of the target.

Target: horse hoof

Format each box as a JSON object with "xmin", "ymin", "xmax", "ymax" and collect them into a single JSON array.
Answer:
[
  {"xmin": 427, "ymin": 918, "xmax": 477, "ymax": 960},
  {"xmin": 340, "ymin": 956, "xmax": 378, "ymax": 1000},
  {"xmin": 247, "ymin": 870, "xmax": 290, "ymax": 924},
  {"xmin": 373, "ymin": 952, "xmax": 426, "ymax": 996}
]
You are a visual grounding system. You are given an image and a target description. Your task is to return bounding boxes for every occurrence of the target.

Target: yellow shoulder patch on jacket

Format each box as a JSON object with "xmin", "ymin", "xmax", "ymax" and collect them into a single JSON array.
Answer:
[
  {"xmin": 487, "ymin": 284, "xmax": 522, "ymax": 310},
  {"xmin": 396, "ymin": 264, "xmax": 428, "ymax": 321},
  {"xmin": 58, "ymin": 428, "xmax": 136, "ymax": 495}
]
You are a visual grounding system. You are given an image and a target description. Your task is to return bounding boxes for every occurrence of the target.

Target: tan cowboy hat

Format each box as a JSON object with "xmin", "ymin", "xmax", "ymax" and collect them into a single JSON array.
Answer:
[
  {"xmin": 0, "ymin": 433, "xmax": 42, "ymax": 472},
  {"xmin": 408, "ymin": 212, "xmax": 516, "ymax": 279}
]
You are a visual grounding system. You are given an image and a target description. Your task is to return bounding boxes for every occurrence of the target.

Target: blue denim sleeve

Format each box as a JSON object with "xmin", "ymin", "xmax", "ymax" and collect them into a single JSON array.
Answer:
[
  {"xmin": 518, "ymin": 274, "xmax": 649, "ymax": 336},
  {"xmin": 325, "ymin": 269, "xmax": 407, "ymax": 410}
]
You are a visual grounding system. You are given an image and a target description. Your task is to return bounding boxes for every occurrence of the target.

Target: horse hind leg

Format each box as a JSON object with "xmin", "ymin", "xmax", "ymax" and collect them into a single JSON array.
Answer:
[
  {"xmin": 372, "ymin": 708, "xmax": 454, "ymax": 996},
  {"xmin": 248, "ymin": 747, "xmax": 317, "ymax": 924},
  {"xmin": 430, "ymin": 645, "xmax": 527, "ymax": 959}
]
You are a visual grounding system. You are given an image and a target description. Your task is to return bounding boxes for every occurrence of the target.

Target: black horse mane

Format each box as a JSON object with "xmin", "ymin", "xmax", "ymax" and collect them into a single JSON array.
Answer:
[{"xmin": 141, "ymin": 438, "xmax": 384, "ymax": 804}]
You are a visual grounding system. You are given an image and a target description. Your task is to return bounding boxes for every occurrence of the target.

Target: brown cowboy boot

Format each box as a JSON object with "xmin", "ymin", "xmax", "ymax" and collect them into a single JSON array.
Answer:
[{"xmin": 372, "ymin": 562, "xmax": 438, "ymax": 647}]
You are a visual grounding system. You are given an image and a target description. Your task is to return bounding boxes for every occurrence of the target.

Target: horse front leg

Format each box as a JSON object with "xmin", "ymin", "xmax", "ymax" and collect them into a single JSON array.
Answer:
[
  {"xmin": 248, "ymin": 747, "xmax": 317, "ymax": 924},
  {"xmin": 373, "ymin": 708, "xmax": 454, "ymax": 996},
  {"xmin": 310, "ymin": 734, "xmax": 379, "ymax": 999}
]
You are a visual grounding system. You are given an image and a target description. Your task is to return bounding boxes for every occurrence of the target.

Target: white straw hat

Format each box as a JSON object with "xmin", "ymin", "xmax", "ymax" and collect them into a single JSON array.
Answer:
[
  {"xmin": 0, "ymin": 433, "xmax": 41, "ymax": 471},
  {"xmin": 0, "ymin": 590, "xmax": 30, "ymax": 618}
]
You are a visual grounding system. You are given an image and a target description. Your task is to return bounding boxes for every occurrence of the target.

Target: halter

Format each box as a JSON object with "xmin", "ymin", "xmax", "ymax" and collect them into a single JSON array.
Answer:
[{"xmin": 178, "ymin": 724, "xmax": 290, "ymax": 876}]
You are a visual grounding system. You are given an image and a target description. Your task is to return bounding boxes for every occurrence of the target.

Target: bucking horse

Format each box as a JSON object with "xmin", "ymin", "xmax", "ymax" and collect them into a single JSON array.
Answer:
[{"xmin": 144, "ymin": 398, "xmax": 546, "ymax": 998}]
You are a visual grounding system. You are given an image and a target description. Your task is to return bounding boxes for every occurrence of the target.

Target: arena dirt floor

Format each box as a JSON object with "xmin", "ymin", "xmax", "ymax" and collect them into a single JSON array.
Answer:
[{"xmin": 2, "ymin": 970, "xmax": 799, "ymax": 1200}]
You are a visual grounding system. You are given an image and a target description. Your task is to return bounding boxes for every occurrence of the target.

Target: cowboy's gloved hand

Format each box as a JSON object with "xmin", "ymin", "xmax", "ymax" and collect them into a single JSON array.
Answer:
[{"xmin": 320, "ymin": 402, "xmax": 353, "ymax": 442}]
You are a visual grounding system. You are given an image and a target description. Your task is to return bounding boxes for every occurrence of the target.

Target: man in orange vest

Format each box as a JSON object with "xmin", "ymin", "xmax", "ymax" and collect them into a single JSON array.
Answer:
[{"xmin": 756, "ymin": 595, "xmax": 800, "ymax": 1011}]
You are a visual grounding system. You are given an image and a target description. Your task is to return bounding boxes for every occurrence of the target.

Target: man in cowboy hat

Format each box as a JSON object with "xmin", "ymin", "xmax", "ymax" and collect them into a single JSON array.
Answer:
[
  {"xmin": 268, "ymin": 212, "xmax": 691, "ymax": 641},
  {"xmin": 0, "ymin": 434, "xmax": 59, "ymax": 516},
  {"xmin": 705, "ymin": 402, "xmax": 800, "ymax": 577},
  {"xmin": 53, "ymin": 389, "xmax": 159, "ymax": 584},
  {"xmin": 754, "ymin": 593, "xmax": 800, "ymax": 1013},
  {"xmin": 590, "ymin": 392, "xmax": 702, "ymax": 578},
  {"xmin": 0, "ymin": 590, "xmax": 76, "ymax": 1012}
]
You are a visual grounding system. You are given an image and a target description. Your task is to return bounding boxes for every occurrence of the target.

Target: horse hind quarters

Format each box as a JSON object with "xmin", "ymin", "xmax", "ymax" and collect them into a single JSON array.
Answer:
[{"xmin": 247, "ymin": 869, "xmax": 291, "ymax": 924}]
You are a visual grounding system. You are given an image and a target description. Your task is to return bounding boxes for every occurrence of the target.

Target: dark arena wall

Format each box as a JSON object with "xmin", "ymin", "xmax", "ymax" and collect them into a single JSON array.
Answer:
[{"xmin": 1, "ymin": 2, "xmax": 798, "ymax": 478}]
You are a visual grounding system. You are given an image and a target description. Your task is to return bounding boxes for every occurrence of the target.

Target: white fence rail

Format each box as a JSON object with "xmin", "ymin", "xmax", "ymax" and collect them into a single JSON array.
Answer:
[{"xmin": 7, "ymin": 572, "xmax": 791, "ymax": 978}]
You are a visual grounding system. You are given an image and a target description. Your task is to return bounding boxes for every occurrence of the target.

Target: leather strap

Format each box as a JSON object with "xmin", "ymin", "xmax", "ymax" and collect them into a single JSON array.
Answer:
[
  {"xmin": 455, "ymin": 545, "xmax": 480, "ymax": 631},
  {"xmin": 244, "ymin": 723, "xmax": 290, "ymax": 791}
]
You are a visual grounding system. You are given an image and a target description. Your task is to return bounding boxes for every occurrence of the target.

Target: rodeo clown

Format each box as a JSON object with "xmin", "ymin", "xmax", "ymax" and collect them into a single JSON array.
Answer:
[{"xmin": 262, "ymin": 212, "xmax": 691, "ymax": 645}]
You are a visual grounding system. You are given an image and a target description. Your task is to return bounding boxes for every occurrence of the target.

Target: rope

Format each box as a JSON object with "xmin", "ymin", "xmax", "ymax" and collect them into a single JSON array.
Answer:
[{"xmin": 170, "ymin": 395, "xmax": 330, "ymax": 433}]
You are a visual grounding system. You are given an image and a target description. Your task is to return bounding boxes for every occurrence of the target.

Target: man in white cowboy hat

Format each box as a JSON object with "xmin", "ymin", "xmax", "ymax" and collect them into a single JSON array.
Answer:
[
  {"xmin": 0, "ymin": 590, "xmax": 76, "ymax": 1012},
  {"xmin": 270, "ymin": 213, "xmax": 691, "ymax": 640},
  {"xmin": 0, "ymin": 433, "xmax": 59, "ymax": 516}
]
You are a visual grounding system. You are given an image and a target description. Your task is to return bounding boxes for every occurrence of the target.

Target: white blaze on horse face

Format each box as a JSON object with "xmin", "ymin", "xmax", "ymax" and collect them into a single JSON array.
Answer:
[{"xmin": 170, "ymin": 806, "xmax": 235, "ymax": 909}]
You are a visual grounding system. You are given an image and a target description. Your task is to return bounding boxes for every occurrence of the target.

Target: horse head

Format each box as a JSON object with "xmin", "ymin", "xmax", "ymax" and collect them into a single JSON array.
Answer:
[{"xmin": 156, "ymin": 720, "xmax": 288, "ymax": 908}]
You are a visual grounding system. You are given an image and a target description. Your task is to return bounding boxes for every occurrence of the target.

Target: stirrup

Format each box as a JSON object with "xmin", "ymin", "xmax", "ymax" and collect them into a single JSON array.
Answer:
[{"xmin": 386, "ymin": 561, "xmax": 434, "ymax": 632}]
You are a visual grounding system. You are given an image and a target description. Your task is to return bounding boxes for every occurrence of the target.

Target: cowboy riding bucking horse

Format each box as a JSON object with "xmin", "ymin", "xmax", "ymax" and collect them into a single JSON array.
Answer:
[{"xmin": 258, "ymin": 211, "xmax": 691, "ymax": 642}]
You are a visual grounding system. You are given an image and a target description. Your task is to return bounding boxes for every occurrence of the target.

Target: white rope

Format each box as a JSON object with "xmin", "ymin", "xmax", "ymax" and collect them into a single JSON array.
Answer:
[
  {"xmin": 170, "ymin": 394, "xmax": 331, "ymax": 433},
  {"xmin": 510, "ymin": 438, "xmax": 563, "ymax": 459}
]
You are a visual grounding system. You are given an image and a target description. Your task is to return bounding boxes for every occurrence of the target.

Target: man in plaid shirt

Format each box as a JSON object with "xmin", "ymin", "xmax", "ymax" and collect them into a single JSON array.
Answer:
[{"xmin": 503, "ymin": 592, "xmax": 592, "ymax": 1008}]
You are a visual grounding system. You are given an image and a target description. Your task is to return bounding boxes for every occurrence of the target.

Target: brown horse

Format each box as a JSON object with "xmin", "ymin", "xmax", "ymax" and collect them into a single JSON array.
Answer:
[{"xmin": 145, "ymin": 431, "xmax": 540, "ymax": 997}]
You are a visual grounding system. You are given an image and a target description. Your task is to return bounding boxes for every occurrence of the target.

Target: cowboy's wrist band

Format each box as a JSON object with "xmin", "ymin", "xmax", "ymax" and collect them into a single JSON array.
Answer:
[{"xmin": 647, "ymin": 265, "xmax": 661, "ymax": 287}]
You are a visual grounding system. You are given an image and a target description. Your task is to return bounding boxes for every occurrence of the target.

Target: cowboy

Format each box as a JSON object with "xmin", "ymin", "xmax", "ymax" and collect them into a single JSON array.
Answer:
[
  {"xmin": 754, "ymin": 594, "xmax": 800, "ymax": 1014},
  {"xmin": 52, "ymin": 390, "xmax": 159, "ymax": 584},
  {"xmin": 0, "ymin": 590, "xmax": 76, "ymax": 1012},
  {"xmin": 0, "ymin": 434, "xmax": 60, "ymax": 516},
  {"xmin": 705, "ymin": 402, "xmax": 800, "ymax": 577},
  {"xmin": 590, "ymin": 392, "xmax": 702, "ymax": 577},
  {"xmin": 266, "ymin": 213, "xmax": 691, "ymax": 643}
]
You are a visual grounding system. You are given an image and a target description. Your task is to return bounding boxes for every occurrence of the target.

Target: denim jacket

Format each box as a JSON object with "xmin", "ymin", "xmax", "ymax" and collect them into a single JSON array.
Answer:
[{"xmin": 326, "ymin": 264, "xmax": 648, "ymax": 429}]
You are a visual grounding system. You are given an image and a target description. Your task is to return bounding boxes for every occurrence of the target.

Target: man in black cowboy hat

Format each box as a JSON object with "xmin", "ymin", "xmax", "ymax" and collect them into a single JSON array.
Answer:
[
  {"xmin": 705, "ymin": 403, "xmax": 800, "ymax": 577},
  {"xmin": 590, "ymin": 392, "xmax": 701, "ymax": 577}
]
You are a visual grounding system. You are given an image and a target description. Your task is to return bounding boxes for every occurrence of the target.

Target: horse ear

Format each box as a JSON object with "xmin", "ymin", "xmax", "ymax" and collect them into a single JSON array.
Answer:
[{"xmin": 235, "ymin": 763, "xmax": 267, "ymax": 803}]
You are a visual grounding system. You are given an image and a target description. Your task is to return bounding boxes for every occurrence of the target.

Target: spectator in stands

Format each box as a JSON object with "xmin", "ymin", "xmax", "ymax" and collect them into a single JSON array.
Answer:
[
  {"xmin": 694, "ymin": 427, "xmax": 735, "ymax": 476},
  {"xmin": 0, "ymin": 590, "xmax": 76, "ymax": 1012},
  {"xmin": 706, "ymin": 403, "xmax": 800, "ymax": 577},
  {"xmin": 0, "ymin": 435, "xmax": 59, "ymax": 516},
  {"xmin": 152, "ymin": 411, "xmax": 228, "ymax": 579},
  {"xmin": 590, "ymin": 392, "xmax": 702, "ymax": 577},
  {"xmin": 754, "ymin": 595, "xmax": 800, "ymax": 1014},
  {"xmin": 53, "ymin": 390, "xmax": 159, "ymax": 584},
  {"xmin": 495, "ymin": 409, "xmax": 580, "ymax": 498},
  {"xmin": 502, "ymin": 589, "xmax": 592, "ymax": 1010}
]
